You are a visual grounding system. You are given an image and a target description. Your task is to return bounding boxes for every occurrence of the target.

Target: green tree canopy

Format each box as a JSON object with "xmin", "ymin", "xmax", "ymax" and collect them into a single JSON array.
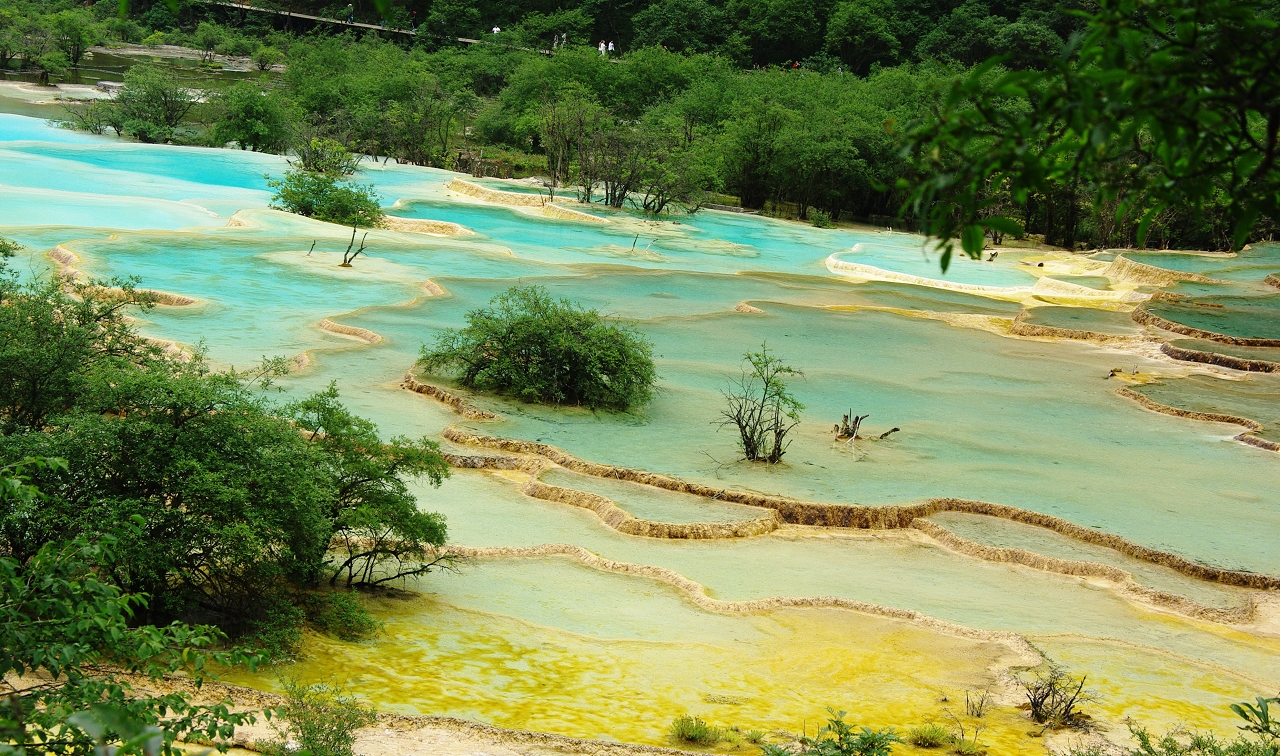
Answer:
[
  {"xmin": 212, "ymin": 80, "xmax": 293, "ymax": 152},
  {"xmin": 902, "ymin": 0, "xmax": 1280, "ymax": 268}
]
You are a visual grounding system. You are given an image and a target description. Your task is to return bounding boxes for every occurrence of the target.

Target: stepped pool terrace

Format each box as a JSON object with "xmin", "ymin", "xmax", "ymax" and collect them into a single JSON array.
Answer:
[{"xmin": 4, "ymin": 113, "xmax": 1279, "ymax": 752}]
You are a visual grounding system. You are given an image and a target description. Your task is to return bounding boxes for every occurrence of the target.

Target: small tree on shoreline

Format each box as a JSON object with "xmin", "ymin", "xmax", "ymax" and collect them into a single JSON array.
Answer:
[{"xmin": 719, "ymin": 343, "xmax": 803, "ymax": 464}]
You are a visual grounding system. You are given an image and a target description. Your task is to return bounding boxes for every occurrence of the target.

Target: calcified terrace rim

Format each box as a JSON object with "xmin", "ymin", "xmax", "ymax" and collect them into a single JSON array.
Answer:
[
  {"xmin": 1113, "ymin": 385, "xmax": 1279, "ymax": 454},
  {"xmin": 1103, "ymin": 254, "xmax": 1226, "ymax": 286},
  {"xmin": 1159, "ymin": 342, "xmax": 1280, "ymax": 373},
  {"xmin": 49, "ymin": 245, "xmax": 200, "ymax": 306},
  {"xmin": 444, "ymin": 542, "xmax": 1045, "ymax": 666},
  {"xmin": 402, "ymin": 373, "xmax": 500, "ymax": 420},
  {"xmin": 1009, "ymin": 309, "xmax": 1136, "ymax": 344},
  {"xmin": 523, "ymin": 471, "xmax": 780, "ymax": 539},
  {"xmin": 445, "ymin": 178, "xmax": 608, "ymax": 224},
  {"xmin": 438, "ymin": 426, "xmax": 1280, "ymax": 593},
  {"xmin": 445, "ymin": 446, "xmax": 1259, "ymax": 623},
  {"xmin": 909, "ymin": 519, "xmax": 1257, "ymax": 624},
  {"xmin": 435, "ymin": 432, "xmax": 781, "ymax": 540},
  {"xmin": 1133, "ymin": 304, "xmax": 1280, "ymax": 348}
]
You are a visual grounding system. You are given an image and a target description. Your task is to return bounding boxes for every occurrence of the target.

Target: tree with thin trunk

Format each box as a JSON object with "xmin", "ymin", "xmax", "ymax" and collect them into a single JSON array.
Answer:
[
  {"xmin": 719, "ymin": 343, "xmax": 803, "ymax": 463},
  {"xmin": 340, "ymin": 226, "xmax": 367, "ymax": 267}
]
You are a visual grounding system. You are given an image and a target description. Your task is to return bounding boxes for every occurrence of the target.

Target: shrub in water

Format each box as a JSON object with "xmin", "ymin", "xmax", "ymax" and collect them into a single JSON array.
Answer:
[
  {"xmin": 1020, "ymin": 665, "xmax": 1093, "ymax": 729},
  {"xmin": 302, "ymin": 591, "xmax": 382, "ymax": 641},
  {"xmin": 419, "ymin": 285, "xmax": 657, "ymax": 411},
  {"xmin": 268, "ymin": 169, "xmax": 383, "ymax": 227}
]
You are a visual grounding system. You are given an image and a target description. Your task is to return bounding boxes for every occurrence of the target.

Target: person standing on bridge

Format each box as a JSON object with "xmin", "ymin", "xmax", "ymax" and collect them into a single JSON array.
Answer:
[{"xmin": 345, "ymin": 3, "xmax": 353, "ymax": 22}]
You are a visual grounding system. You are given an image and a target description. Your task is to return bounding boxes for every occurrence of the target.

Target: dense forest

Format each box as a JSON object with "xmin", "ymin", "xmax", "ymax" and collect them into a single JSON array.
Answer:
[{"xmin": 4, "ymin": 0, "xmax": 1278, "ymax": 249}]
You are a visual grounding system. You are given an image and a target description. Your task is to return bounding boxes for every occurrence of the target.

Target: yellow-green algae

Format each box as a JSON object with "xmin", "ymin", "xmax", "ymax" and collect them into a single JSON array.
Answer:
[{"xmin": 225, "ymin": 563, "xmax": 1033, "ymax": 750}]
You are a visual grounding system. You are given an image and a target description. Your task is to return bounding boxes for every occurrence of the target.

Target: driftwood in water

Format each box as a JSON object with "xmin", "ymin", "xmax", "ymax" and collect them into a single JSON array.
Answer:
[
  {"xmin": 835, "ymin": 411, "xmax": 868, "ymax": 440},
  {"xmin": 835, "ymin": 412, "xmax": 900, "ymax": 441}
]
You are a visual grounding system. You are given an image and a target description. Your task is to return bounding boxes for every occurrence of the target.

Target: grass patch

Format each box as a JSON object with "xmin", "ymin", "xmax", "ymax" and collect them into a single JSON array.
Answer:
[
  {"xmin": 907, "ymin": 723, "xmax": 950, "ymax": 748},
  {"xmin": 670, "ymin": 715, "xmax": 722, "ymax": 746},
  {"xmin": 948, "ymin": 738, "xmax": 985, "ymax": 756}
]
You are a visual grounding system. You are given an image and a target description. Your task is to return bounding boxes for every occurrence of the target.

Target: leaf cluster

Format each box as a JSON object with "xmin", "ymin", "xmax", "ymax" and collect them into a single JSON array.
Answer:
[
  {"xmin": 763, "ymin": 709, "xmax": 900, "ymax": 756},
  {"xmin": 901, "ymin": 0, "xmax": 1280, "ymax": 267},
  {"xmin": 0, "ymin": 514, "xmax": 264, "ymax": 756}
]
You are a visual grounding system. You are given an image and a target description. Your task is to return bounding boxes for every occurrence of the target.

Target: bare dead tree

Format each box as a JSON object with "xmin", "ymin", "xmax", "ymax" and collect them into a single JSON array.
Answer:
[{"xmin": 1021, "ymin": 666, "xmax": 1095, "ymax": 730}]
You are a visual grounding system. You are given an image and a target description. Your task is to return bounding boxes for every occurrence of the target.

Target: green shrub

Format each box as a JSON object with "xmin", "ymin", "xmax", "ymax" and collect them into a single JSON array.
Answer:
[
  {"xmin": 1122, "ymin": 724, "xmax": 1280, "ymax": 756},
  {"xmin": 762, "ymin": 709, "xmax": 899, "ymax": 756},
  {"xmin": 193, "ymin": 21, "xmax": 223, "ymax": 63},
  {"xmin": 302, "ymin": 591, "xmax": 382, "ymax": 641},
  {"xmin": 292, "ymin": 138, "xmax": 361, "ymax": 176},
  {"xmin": 254, "ymin": 45, "xmax": 284, "ymax": 71},
  {"xmin": 809, "ymin": 208, "xmax": 834, "ymax": 228},
  {"xmin": 418, "ymin": 285, "xmax": 658, "ymax": 411},
  {"xmin": 244, "ymin": 597, "xmax": 305, "ymax": 663},
  {"xmin": 217, "ymin": 32, "xmax": 259, "ymax": 57},
  {"xmin": 262, "ymin": 681, "xmax": 377, "ymax": 756},
  {"xmin": 670, "ymin": 715, "xmax": 721, "ymax": 746},
  {"xmin": 97, "ymin": 65, "xmax": 198, "ymax": 143},
  {"xmin": 906, "ymin": 723, "xmax": 949, "ymax": 748},
  {"xmin": 268, "ymin": 169, "xmax": 383, "ymax": 227}
]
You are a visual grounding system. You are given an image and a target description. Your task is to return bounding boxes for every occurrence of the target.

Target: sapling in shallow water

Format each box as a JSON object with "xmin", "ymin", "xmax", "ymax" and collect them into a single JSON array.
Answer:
[
  {"xmin": 340, "ymin": 226, "xmax": 368, "ymax": 267},
  {"xmin": 719, "ymin": 343, "xmax": 803, "ymax": 464}
]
